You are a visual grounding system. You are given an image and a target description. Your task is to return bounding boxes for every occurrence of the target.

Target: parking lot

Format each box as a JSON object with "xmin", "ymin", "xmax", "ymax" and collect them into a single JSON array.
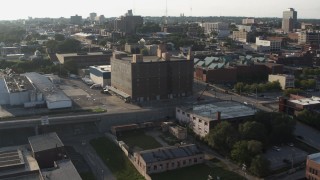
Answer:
[
  {"xmin": 264, "ymin": 145, "xmax": 308, "ymax": 170},
  {"xmin": 57, "ymin": 77, "xmax": 142, "ymax": 111}
]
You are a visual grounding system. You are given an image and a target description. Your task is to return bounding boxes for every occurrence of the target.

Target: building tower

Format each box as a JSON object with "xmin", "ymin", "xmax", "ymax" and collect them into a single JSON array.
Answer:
[{"xmin": 282, "ymin": 8, "xmax": 297, "ymax": 33}]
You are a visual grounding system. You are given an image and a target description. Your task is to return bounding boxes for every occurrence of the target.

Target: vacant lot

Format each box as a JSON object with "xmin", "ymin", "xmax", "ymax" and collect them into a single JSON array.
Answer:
[
  {"xmin": 90, "ymin": 137, "xmax": 144, "ymax": 180},
  {"xmin": 117, "ymin": 129, "xmax": 162, "ymax": 150}
]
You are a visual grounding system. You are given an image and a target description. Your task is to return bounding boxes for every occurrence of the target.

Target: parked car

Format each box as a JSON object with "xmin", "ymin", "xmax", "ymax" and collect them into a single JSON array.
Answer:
[{"xmin": 272, "ymin": 146, "xmax": 281, "ymax": 151}]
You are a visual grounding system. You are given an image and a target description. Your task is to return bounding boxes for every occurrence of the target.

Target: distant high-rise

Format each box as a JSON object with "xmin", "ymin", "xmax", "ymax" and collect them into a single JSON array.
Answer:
[
  {"xmin": 282, "ymin": 8, "xmax": 297, "ymax": 33},
  {"xmin": 70, "ymin": 14, "xmax": 82, "ymax": 25},
  {"xmin": 114, "ymin": 10, "xmax": 143, "ymax": 34},
  {"xmin": 89, "ymin": 12, "xmax": 97, "ymax": 21}
]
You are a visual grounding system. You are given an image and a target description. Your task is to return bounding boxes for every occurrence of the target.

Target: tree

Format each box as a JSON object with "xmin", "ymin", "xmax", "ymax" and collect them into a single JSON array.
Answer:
[
  {"xmin": 205, "ymin": 121, "xmax": 239, "ymax": 155},
  {"xmin": 239, "ymin": 121, "xmax": 267, "ymax": 143},
  {"xmin": 57, "ymin": 38, "xmax": 81, "ymax": 53},
  {"xmin": 54, "ymin": 34, "xmax": 65, "ymax": 41},
  {"xmin": 231, "ymin": 141, "xmax": 251, "ymax": 165},
  {"xmin": 249, "ymin": 155, "xmax": 270, "ymax": 177},
  {"xmin": 231, "ymin": 140, "xmax": 263, "ymax": 165},
  {"xmin": 247, "ymin": 140, "xmax": 263, "ymax": 155},
  {"xmin": 283, "ymin": 88, "xmax": 303, "ymax": 97}
]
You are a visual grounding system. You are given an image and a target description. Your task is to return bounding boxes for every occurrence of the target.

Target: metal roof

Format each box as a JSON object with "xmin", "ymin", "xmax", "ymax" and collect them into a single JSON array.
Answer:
[
  {"xmin": 28, "ymin": 132, "xmax": 64, "ymax": 153},
  {"xmin": 139, "ymin": 144, "xmax": 202, "ymax": 163},
  {"xmin": 41, "ymin": 160, "xmax": 81, "ymax": 180},
  {"xmin": 289, "ymin": 96, "xmax": 320, "ymax": 106},
  {"xmin": 308, "ymin": 153, "xmax": 320, "ymax": 163},
  {"xmin": 23, "ymin": 72, "xmax": 70, "ymax": 104},
  {"xmin": 180, "ymin": 101, "xmax": 256, "ymax": 121}
]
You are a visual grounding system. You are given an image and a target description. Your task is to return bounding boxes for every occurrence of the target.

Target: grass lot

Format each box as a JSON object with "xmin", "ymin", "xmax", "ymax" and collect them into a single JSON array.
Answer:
[
  {"xmin": 80, "ymin": 172, "xmax": 96, "ymax": 180},
  {"xmin": 159, "ymin": 132, "xmax": 181, "ymax": 145},
  {"xmin": 117, "ymin": 130, "xmax": 162, "ymax": 150},
  {"xmin": 90, "ymin": 137, "xmax": 145, "ymax": 180},
  {"xmin": 151, "ymin": 161, "xmax": 245, "ymax": 180}
]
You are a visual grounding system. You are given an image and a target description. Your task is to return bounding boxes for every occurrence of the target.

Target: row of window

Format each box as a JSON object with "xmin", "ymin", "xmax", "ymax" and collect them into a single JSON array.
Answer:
[
  {"xmin": 309, "ymin": 167, "xmax": 319, "ymax": 175},
  {"xmin": 146, "ymin": 157, "xmax": 202, "ymax": 172}
]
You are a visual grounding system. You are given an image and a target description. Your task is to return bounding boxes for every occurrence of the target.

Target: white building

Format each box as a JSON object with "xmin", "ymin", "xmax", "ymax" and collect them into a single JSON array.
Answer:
[
  {"xmin": 24, "ymin": 72, "xmax": 72, "ymax": 109},
  {"xmin": 0, "ymin": 75, "xmax": 43, "ymax": 106},
  {"xmin": 232, "ymin": 30, "xmax": 248, "ymax": 43},
  {"xmin": 89, "ymin": 65, "xmax": 111, "ymax": 87},
  {"xmin": 242, "ymin": 18, "xmax": 255, "ymax": 25},
  {"xmin": 176, "ymin": 101, "xmax": 256, "ymax": 137},
  {"xmin": 268, "ymin": 74, "xmax": 295, "ymax": 90},
  {"xmin": 200, "ymin": 22, "xmax": 229, "ymax": 35},
  {"xmin": 256, "ymin": 37, "xmax": 282, "ymax": 52}
]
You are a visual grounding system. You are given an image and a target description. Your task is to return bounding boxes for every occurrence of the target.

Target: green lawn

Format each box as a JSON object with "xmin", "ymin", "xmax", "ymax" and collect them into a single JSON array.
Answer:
[
  {"xmin": 117, "ymin": 130, "xmax": 162, "ymax": 150},
  {"xmin": 90, "ymin": 137, "xmax": 145, "ymax": 180},
  {"xmin": 151, "ymin": 162, "xmax": 245, "ymax": 180},
  {"xmin": 80, "ymin": 172, "xmax": 96, "ymax": 180},
  {"xmin": 159, "ymin": 132, "xmax": 181, "ymax": 145}
]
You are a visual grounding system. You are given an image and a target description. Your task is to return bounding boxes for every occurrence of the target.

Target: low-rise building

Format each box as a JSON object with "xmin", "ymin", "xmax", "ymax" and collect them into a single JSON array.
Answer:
[
  {"xmin": 176, "ymin": 101, "xmax": 256, "ymax": 137},
  {"xmin": 133, "ymin": 144, "xmax": 204, "ymax": 177},
  {"xmin": 89, "ymin": 65, "xmax": 111, "ymax": 87},
  {"xmin": 256, "ymin": 37, "xmax": 282, "ymax": 52},
  {"xmin": 279, "ymin": 95, "xmax": 320, "ymax": 115},
  {"xmin": 56, "ymin": 52, "xmax": 111, "ymax": 67},
  {"xmin": 232, "ymin": 30, "xmax": 248, "ymax": 43},
  {"xmin": 306, "ymin": 152, "xmax": 320, "ymax": 180},
  {"xmin": 268, "ymin": 74, "xmax": 295, "ymax": 90},
  {"xmin": 169, "ymin": 125, "xmax": 187, "ymax": 140},
  {"xmin": 28, "ymin": 132, "xmax": 67, "ymax": 169}
]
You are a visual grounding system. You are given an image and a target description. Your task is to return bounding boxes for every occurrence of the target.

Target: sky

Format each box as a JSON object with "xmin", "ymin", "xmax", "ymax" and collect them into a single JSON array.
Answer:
[{"xmin": 1, "ymin": 0, "xmax": 319, "ymax": 20}]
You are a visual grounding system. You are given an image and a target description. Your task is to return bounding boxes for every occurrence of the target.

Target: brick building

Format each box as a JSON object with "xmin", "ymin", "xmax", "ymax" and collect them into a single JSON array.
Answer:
[
  {"xmin": 133, "ymin": 144, "xmax": 204, "ymax": 177},
  {"xmin": 176, "ymin": 101, "xmax": 256, "ymax": 137},
  {"xmin": 111, "ymin": 45, "xmax": 194, "ymax": 102},
  {"xmin": 306, "ymin": 152, "xmax": 320, "ymax": 180}
]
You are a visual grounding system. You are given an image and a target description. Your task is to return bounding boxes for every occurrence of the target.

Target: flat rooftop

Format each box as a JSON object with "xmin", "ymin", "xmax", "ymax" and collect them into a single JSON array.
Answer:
[
  {"xmin": 139, "ymin": 144, "xmax": 202, "ymax": 163},
  {"xmin": 308, "ymin": 152, "xmax": 320, "ymax": 164},
  {"xmin": 289, "ymin": 96, "xmax": 320, "ymax": 106},
  {"xmin": 41, "ymin": 160, "xmax": 81, "ymax": 180},
  {"xmin": 4, "ymin": 75, "xmax": 35, "ymax": 93},
  {"xmin": 116, "ymin": 55, "xmax": 188, "ymax": 63},
  {"xmin": 180, "ymin": 101, "xmax": 256, "ymax": 121},
  {"xmin": 0, "ymin": 145, "xmax": 40, "ymax": 180},
  {"xmin": 57, "ymin": 52, "xmax": 111, "ymax": 57},
  {"xmin": 23, "ymin": 72, "xmax": 71, "ymax": 104},
  {"xmin": 28, "ymin": 132, "xmax": 64, "ymax": 153},
  {"xmin": 90, "ymin": 65, "xmax": 111, "ymax": 72}
]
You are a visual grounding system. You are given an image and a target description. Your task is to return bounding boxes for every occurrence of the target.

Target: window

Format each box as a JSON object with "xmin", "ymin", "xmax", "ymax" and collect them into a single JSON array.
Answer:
[
  {"xmin": 171, "ymin": 162, "xmax": 175, "ymax": 167},
  {"xmin": 182, "ymin": 112, "xmax": 185, "ymax": 115},
  {"xmin": 177, "ymin": 109, "xmax": 180, "ymax": 112},
  {"xmin": 193, "ymin": 117, "xmax": 196, "ymax": 120},
  {"xmin": 159, "ymin": 164, "xmax": 163, "ymax": 169},
  {"xmin": 154, "ymin": 165, "xmax": 157, "ymax": 170},
  {"xmin": 189, "ymin": 159, "xmax": 192, "ymax": 163},
  {"xmin": 166, "ymin": 163, "xmax": 169, "ymax": 168},
  {"xmin": 183, "ymin": 160, "xmax": 186, "ymax": 165},
  {"xmin": 199, "ymin": 119, "xmax": 202, "ymax": 123},
  {"xmin": 204, "ymin": 122, "xmax": 208, "ymax": 126},
  {"xmin": 147, "ymin": 166, "xmax": 151, "ymax": 172},
  {"xmin": 194, "ymin": 158, "xmax": 198, "ymax": 163},
  {"xmin": 187, "ymin": 114, "xmax": 190, "ymax": 117}
]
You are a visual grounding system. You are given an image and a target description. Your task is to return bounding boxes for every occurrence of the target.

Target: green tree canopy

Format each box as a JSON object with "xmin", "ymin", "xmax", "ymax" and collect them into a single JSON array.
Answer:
[
  {"xmin": 239, "ymin": 121, "xmax": 267, "ymax": 143},
  {"xmin": 249, "ymin": 155, "xmax": 270, "ymax": 177},
  {"xmin": 205, "ymin": 121, "xmax": 239, "ymax": 155}
]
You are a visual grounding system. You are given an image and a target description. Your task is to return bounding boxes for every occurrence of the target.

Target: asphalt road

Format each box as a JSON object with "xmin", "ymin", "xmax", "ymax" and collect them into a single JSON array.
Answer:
[{"xmin": 295, "ymin": 121, "xmax": 320, "ymax": 150}]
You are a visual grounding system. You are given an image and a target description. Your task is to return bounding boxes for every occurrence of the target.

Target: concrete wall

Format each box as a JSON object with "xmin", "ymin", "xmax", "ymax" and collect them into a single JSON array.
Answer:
[
  {"xmin": 111, "ymin": 58, "xmax": 133, "ymax": 96},
  {"xmin": 9, "ymin": 91, "xmax": 30, "ymax": 106},
  {"xmin": 98, "ymin": 108, "xmax": 175, "ymax": 131}
]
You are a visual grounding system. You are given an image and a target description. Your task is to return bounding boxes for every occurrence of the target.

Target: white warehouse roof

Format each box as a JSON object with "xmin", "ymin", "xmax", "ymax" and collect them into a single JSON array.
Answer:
[{"xmin": 24, "ymin": 72, "xmax": 72, "ymax": 109}]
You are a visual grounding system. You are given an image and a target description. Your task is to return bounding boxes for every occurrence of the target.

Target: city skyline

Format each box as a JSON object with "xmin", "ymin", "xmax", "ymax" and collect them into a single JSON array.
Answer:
[{"xmin": 1, "ymin": 0, "xmax": 320, "ymax": 20}]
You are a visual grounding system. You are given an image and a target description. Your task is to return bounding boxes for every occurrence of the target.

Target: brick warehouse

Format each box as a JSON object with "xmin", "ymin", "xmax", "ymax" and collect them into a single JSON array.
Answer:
[{"xmin": 111, "ymin": 45, "xmax": 194, "ymax": 102}]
